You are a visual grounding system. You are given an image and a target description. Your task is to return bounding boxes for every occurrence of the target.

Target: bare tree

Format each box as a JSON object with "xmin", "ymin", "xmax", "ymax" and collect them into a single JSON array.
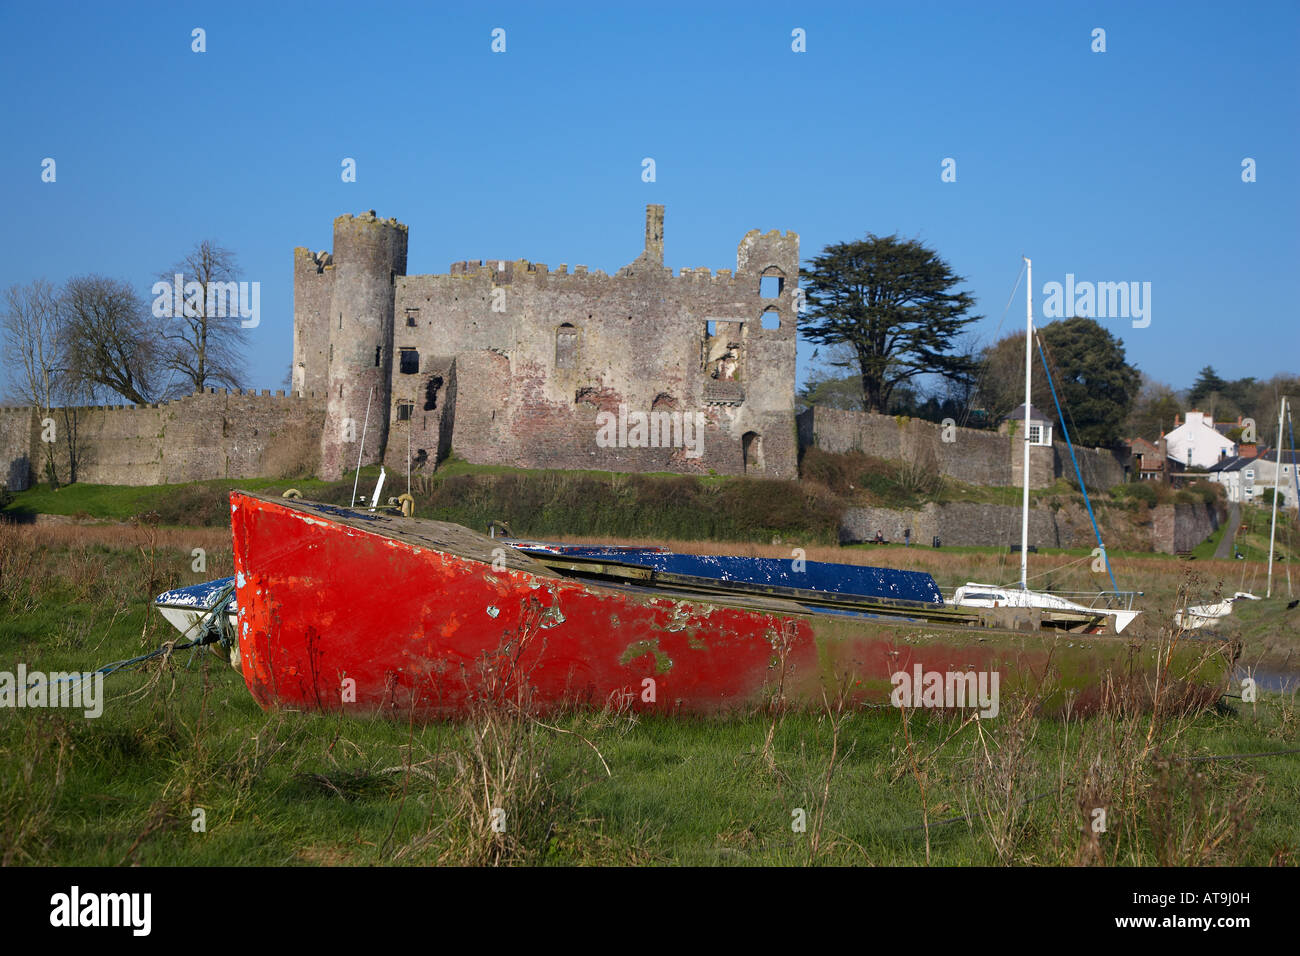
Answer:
[
  {"xmin": 61, "ymin": 275, "xmax": 161, "ymax": 405},
  {"xmin": 157, "ymin": 240, "xmax": 248, "ymax": 395},
  {"xmin": 1, "ymin": 279, "xmax": 65, "ymax": 485}
]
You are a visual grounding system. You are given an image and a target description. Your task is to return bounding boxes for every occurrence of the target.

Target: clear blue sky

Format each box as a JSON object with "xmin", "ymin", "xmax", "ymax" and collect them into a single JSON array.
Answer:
[{"xmin": 2, "ymin": 0, "xmax": 1296, "ymax": 398}]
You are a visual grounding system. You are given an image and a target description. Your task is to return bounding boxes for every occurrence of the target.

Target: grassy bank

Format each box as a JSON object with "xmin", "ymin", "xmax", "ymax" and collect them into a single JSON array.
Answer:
[
  {"xmin": 2, "ymin": 463, "xmax": 844, "ymax": 545},
  {"xmin": 1, "ymin": 523, "xmax": 1297, "ymax": 866}
]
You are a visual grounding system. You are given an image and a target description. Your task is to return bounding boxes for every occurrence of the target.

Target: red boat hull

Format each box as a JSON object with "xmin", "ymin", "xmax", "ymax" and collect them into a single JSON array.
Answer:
[{"xmin": 229, "ymin": 492, "xmax": 1233, "ymax": 719}]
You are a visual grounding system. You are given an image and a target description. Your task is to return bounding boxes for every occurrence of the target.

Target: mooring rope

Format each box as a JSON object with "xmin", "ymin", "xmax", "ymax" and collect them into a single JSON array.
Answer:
[{"xmin": 22, "ymin": 582, "xmax": 237, "ymax": 693}]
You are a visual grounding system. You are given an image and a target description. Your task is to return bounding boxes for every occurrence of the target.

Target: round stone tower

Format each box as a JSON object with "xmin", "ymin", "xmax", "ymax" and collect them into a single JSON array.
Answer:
[{"xmin": 320, "ymin": 211, "xmax": 408, "ymax": 481}]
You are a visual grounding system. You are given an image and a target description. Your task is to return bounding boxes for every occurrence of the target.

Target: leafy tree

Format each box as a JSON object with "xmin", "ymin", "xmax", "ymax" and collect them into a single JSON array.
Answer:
[
  {"xmin": 799, "ymin": 234, "xmax": 981, "ymax": 414},
  {"xmin": 1125, "ymin": 375, "xmax": 1183, "ymax": 441},
  {"xmin": 975, "ymin": 318, "xmax": 1139, "ymax": 446},
  {"xmin": 798, "ymin": 373, "xmax": 868, "ymax": 412},
  {"xmin": 1187, "ymin": 365, "xmax": 1230, "ymax": 413},
  {"xmin": 1037, "ymin": 318, "xmax": 1141, "ymax": 447},
  {"xmin": 971, "ymin": 332, "xmax": 1050, "ymax": 424}
]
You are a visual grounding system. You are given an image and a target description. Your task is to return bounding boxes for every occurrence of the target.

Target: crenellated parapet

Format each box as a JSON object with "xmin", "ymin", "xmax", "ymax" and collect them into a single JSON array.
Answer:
[{"xmin": 300, "ymin": 203, "xmax": 800, "ymax": 481}]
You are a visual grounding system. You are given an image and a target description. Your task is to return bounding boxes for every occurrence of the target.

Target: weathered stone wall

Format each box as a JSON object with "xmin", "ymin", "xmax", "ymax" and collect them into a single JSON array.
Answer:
[
  {"xmin": 1151, "ymin": 501, "xmax": 1221, "ymax": 554},
  {"xmin": 2, "ymin": 390, "xmax": 325, "ymax": 488},
  {"xmin": 842, "ymin": 499, "xmax": 1219, "ymax": 554},
  {"xmin": 840, "ymin": 502, "xmax": 1077, "ymax": 548},
  {"xmin": 0, "ymin": 407, "xmax": 35, "ymax": 491},
  {"xmin": 292, "ymin": 248, "xmax": 334, "ymax": 398},
  {"xmin": 798, "ymin": 406, "xmax": 1123, "ymax": 491},
  {"xmin": 305, "ymin": 205, "xmax": 800, "ymax": 481}
]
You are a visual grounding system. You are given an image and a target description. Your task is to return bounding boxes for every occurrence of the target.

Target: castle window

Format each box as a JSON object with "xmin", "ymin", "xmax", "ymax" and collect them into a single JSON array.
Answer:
[
  {"xmin": 400, "ymin": 348, "xmax": 419, "ymax": 374},
  {"xmin": 375, "ymin": 346, "xmax": 382, "ymax": 367},
  {"xmin": 329, "ymin": 344, "xmax": 333, "ymax": 363},
  {"xmin": 406, "ymin": 309, "xmax": 419, "ymax": 327},
  {"xmin": 703, "ymin": 320, "xmax": 742, "ymax": 380},
  {"xmin": 396, "ymin": 402, "xmax": 413, "ymax": 422},
  {"xmin": 760, "ymin": 269, "xmax": 785, "ymax": 299},
  {"xmin": 742, "ymin": 431, "xmax": 763, "ymax": 473},
  {"xmin": 556, "ymin": 324, "xmax": 578, "ymax": 369},
  {"xmin": 338, "ymin": 313, "xmax": 343, "ymax": 330},
  {"xmin": 761, "ymin": 308, "xmax": 780, "ymax": 330}
]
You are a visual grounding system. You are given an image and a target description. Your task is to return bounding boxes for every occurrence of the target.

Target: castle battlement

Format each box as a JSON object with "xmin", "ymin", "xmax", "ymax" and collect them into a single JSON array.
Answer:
[
  {"xmin": 333, "ymin": 210, "xmax": 408, "ymax": 233},
  {"xmin": 293, "ymin": 203, "xmax": 800, "ymax": 482},
  {"xmin": 3, "ymin": 389, "xmax": 321, "ymax": 417}
]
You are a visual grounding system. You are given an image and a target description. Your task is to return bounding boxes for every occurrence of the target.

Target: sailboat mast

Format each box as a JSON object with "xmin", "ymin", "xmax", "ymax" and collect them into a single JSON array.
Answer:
[
  {"xmin": 1021, "ymin": 257, "xmax": 1033, "ymax": 589},
  {"xmin": 1267, "ymin": 395, "xmax": 1286, "ymax": 597}
]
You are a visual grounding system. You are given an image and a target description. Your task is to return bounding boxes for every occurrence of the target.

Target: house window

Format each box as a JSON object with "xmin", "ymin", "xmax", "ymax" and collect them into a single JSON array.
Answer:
[
  {"xmin": 1028, "ymin": 424, "xmax": 1041, "ymax": 444},
  {"xmin": 1245, "ymin": 469, "xmax": 1254, "ymax": 480},
  {"xmin": 396, "ymin": 402, "xmax": 413, "ymax": 422},
  {"xmin": 399, "ymin": 348, "xmax": 419, "ymax": 374}
]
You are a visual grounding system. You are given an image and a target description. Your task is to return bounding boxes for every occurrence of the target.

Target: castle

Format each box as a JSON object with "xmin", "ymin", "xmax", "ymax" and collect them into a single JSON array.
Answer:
[
  {"xmin": 293, "ymin": 205, "xmax": 801, "ymax": 480},
  {"xmin": 1, "ymin": 205, "xmax": 802, "ymax": 489}
]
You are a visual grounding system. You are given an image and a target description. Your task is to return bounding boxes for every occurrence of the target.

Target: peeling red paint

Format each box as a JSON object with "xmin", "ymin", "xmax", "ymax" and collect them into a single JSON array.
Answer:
[{"xmin": 230, "ymin": 491, "xmax": 1235, "ymax": 719}]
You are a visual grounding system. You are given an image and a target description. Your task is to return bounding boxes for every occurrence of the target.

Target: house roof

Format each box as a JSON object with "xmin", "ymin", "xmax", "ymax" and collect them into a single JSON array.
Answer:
[
  {"xmin": 1003, "ymin": 404, "xmax": 1054, "ymax": 425},
  {"xmin": 1206, "ymin": 456, "xmax": 1249, "ymax": 473},
  {"xmin": 1207, "ymin": 450, "xmax": 1287, "ymax": 472},
  {"xmin": 1260, "ymin": 449, "xmax": 1300, "ymax": 464}
]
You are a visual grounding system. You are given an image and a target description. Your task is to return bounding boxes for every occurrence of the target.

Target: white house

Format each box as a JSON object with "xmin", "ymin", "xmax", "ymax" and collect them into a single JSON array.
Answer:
[
  {"xmin": 1164, "ymin": 411, "xmax": 1236, "ymax": 469},
  {"xmin": 1253, "ymin": 449, "xmax": 1299, "ymax": 509},
  {"xmin": 1207, "ymin": 448, "xmax": 1298, "ymax": 509}
]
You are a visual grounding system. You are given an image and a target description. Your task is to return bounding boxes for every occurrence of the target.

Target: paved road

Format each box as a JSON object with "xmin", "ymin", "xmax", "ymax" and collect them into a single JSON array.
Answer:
[{"xmin": 1213, "ymin": 502, "xmax": 1241, "ymax": 560}]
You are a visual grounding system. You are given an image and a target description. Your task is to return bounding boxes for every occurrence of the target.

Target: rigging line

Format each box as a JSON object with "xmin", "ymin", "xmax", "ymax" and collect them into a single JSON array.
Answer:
[
  {"xmin": 1034, "ymin": 330, "xmax": 1094, "ymax": 488},
  {"xmin": 1036, "ymin": 327, "xmax": 1113, "ymax": 507},
  {"xmin": 1034, "ymin": 330, "xmax": 1119, "ymax": 593},
  {"xmin": 959, "ymin": 260, "xmax": 1027, "ymax": 430},
  {"xmin": 996, "ymin": 551, "xmax": 1093, "ymax": 590},
  {"xmin": 963, "ymin": 261, "xmax": 1031, "ymax": 549}
]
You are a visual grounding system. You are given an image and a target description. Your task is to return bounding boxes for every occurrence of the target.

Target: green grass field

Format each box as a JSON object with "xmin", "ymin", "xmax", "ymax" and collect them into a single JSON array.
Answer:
[{"xmin": 2, "ymin": 502, "xmax": 1298, "ymax": 866}]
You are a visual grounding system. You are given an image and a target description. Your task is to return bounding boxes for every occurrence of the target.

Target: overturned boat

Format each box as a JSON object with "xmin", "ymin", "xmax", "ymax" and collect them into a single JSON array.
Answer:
[{"xmin": 154, "ymin": 491, "xmax": 1235, "ymax": 719}]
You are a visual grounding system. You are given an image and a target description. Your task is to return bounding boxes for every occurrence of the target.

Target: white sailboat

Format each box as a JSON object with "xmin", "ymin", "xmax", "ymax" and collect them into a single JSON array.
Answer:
[{"xmin": 950, "ymin": 257, "xmax": 1142, "ymax": 634}]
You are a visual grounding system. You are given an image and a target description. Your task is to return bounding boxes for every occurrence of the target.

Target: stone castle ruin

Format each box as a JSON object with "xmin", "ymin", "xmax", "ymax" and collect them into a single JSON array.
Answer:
[
  {"xmin": 294, "ymin": 204, "xmax": 800, "ymax": 480},
  {"xmin": 1, "ymin": 205, "xmax": 801, "ymax": 489}
]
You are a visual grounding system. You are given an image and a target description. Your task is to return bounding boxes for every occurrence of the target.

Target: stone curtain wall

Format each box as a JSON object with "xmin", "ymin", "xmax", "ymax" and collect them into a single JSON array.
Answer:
[
  {"xmin": 842, "ymin": 501, "xmax": 1218, "ymax": 554},
  {"xmin": 840, "ymin": 503, "xmax": 1073, "ymax": 548},
  {"xmin": 1, "ymin": 390, "xmax": 325, "ymax": 488},
  {"xmin": 798, "ymin": 406, "xmax": 1124, "ymax": 490},
  {"xmin": 0, "ymin": 407, "xmax": 35, "ymax": 491}
]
